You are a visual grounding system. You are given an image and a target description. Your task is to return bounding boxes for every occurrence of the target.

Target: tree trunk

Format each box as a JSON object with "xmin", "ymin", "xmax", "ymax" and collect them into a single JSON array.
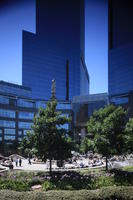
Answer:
[
  {"xmin": 105, "ymin": 155, "xmax": 108, "ymax": 171},
  {"xmin": 49, "ymin": 159, "xmax": 52, "ymax": 175}
]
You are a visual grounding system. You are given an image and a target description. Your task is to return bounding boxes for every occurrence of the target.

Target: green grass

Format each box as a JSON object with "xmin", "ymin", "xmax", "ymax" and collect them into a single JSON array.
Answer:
[{"xmin": 122, "ymin": 166, "xmax": 133, "ymax": 172}]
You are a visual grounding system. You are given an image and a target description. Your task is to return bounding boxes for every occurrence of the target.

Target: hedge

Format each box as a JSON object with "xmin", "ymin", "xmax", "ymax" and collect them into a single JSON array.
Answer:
[{"xmin": 0, "ymin": 186, "xmax": 133, "ymax": 200}]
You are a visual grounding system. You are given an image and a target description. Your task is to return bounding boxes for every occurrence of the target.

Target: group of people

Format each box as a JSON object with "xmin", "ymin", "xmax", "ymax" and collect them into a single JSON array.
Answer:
[{"xmin": 15, "ymin": 158, "xmax": 22, "ymax": 167}]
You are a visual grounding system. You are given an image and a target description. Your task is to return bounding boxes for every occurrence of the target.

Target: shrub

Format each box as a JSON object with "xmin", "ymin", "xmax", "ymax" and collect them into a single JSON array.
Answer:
[
  {"xmin": 0, "ymin": 187, "xmax": 133, "ymax": 200},
  {"xmin": 0, "ymin": 180, "xmax": 30, "ymax": 191},
  {"xmin": 42, "ymin": 181, "xmax": 56, "ymax": 191}
]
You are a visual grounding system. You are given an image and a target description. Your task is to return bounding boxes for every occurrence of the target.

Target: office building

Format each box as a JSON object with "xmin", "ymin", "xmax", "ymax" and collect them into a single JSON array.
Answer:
[
  {"xmin": 108, "ymin": 0, "xmax": 133, "ymax": 116},
  {"xmin": 22, "ymin": 0, "xmax": 89, "ymax": 100},
  {"xmin": 72, "ymin": 93, "xmax": 108, "ymax": 140},
  {"xmin": 0, "ymin": 81, "xmax": 72, "ymax": 154}
]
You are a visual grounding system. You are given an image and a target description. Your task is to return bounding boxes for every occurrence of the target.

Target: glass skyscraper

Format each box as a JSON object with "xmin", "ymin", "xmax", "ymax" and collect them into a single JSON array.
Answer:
[
  {"xmin": 108, "ymin": 0, "xmax": 133, "ymax": 97},
  {"xmin": 22, "ymin": 0, "xmax": 89, "ymax": 100}
]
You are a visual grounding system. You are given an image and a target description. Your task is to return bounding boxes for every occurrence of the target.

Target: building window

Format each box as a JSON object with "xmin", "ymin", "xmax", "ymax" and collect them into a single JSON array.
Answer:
[
  {"xmin": 18, "ymin": 111, "xmax": 34, "ymax": 119},
  {"xmin": 4, "ymin": 129, "xmax": 16, "ymax": 135},
  {"xmin": 0, "ymin": 95, "xmax": 9, "ymax": 104},
  {"xmin": 56, "ymin": 103, "xmax": 71, "ymax": 110},
  {"xmin": 4, "ymin": 135, "xmax": 15, "ymax": 140},
  {"xmin": 18, "ymin": 130, "xmax": 23, "ymax": 136},
  {"xmin": 0, "ymin": 120, "xmax": 15, "ymax": 128},
  {"xmin": 0, "ymin": 109, "xmax": 15, "ymax": 118},
  {"xmin": 111, "ymin": 97, "xmax": 129, "ymax": 105},
  {"xmin": 18, "ymin": 122, "xmax": 33, "ymax": 129},
  {"xmin": 17, "ymin": 99, "xmax": 35, "ymax": 108},
  {"xmin": 36, "ymin": 101, "xmax": 46, "ymax": 108}
]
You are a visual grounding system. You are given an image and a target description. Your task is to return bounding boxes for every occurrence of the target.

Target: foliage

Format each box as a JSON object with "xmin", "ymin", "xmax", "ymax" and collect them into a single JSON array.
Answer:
[
  {"xmin": 0, "ymin": 187, "xmax": 133, "ymax": 200},
  {"xmin": 42, "ymin": 181, "xmax": 56, "ymax": 191},
  {"xmin": 122, "ymin": 166, "xmax": 133, "ymax": 172},
  {"xmin": 125, "ymin": 118, "xmax": 133, "ymax": 152},
  {"xmin": 0, "ymin": 169, "xmax": 133, "ymax": 192},
  {"xmin": 87, "ymin": 105, "xmax": 127, "ymax": 170},
  {"xmin": 19, "ymin": 99, "xmax": 73, "ymax": 173},
  {"xmin": 80, "ymin": 137, "xmax": 94, "ymax": 154},
  {"xmin": 0, "ymin": 179, "xmax": 30, "ymax": 191}
]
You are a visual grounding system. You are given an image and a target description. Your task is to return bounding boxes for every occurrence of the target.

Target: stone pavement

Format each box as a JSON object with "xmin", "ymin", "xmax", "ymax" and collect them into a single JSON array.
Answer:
[{"xmin": 12, "ymin": 159, "xmax": 48, "ymax": 171}]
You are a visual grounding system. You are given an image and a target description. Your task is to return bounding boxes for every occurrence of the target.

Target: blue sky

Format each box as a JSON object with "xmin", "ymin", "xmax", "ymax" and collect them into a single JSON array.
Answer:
[{"xmin": 0, "ymin": 0, "xmax": 108, "ymax": 94}]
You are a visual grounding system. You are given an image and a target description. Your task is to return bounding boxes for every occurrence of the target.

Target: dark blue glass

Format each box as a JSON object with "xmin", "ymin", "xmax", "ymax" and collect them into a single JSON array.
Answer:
[{"xmin": 22, "ymin": 0, "xmax": 89, "ymax": 100}]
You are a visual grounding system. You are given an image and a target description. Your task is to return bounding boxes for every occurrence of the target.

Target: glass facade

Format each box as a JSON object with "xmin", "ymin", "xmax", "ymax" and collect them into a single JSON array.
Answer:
[
  {"xmin": 72, "ymin": 93, "xmax": 108, "ymax": 125},
  {"xmin": 111, "ymin": 97, "xmax": 129, "ymax": 105},
  {"xmin": 109, "ymin": 0, "xmax": 133, "ymax": 97},
  {"xmin": 0, "ymin": 81, "xmax": 32, "ymax": 98},
  {"xmin": 18, "ymin": 122, "xmax": 33, "ymax": 129},
  {"xmin": 56, "ymin": 103, "xmax": 72, "ymax": 110},
  {"xmin": 4, "ymin": 129, "xmax": 16, "ymax": 135},
  {"xmin": 0, "ymin": 129, "xmax": 2, "ymax": 141},
  {"xmin": 18, "ymin": 111, "xmax": 34, "ymax": 119},
  {"xmin": 4, "ymin": 135, "xmax": 16, "ymax": 140},
  {"xmin": 17, "ymin": 99, "xmax": 35, "ymax": 108},
  {"xmin": 22, "ymin": 0, "xmax": 89, "ymax": 100},
  {"xmin": 0, "ymin": 95, "xmax": 9, "ymax": 104},
  {"xmin": 0, "ymin": 109, "xmax": 15, "ymax": 118},
  {"xmin": 36, "ymin": 101, "xmax": 46, "ymax": 108},
  {"xmin": 0, "ymin": 120, "xmax": 15, "ymax": 128}
]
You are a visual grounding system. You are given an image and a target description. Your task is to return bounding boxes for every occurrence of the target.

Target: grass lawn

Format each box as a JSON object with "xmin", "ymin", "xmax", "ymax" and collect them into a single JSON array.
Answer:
[{"xmin": 122, "ymin": 166, "xmax": 133, "ymax": 172}]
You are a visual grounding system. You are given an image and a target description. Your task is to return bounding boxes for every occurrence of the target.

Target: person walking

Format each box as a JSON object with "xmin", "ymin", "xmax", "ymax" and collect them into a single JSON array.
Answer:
[
  {"xmin": 28, "ymin": 157, "xmax": 31, "ymax": 165},
  {"xmin": 15, "ymin": 158, "xmax": 18, "ymax": 167}
]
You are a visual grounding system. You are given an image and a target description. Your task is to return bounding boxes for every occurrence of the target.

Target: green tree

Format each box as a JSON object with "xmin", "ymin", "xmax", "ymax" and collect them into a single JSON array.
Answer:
[
  {"xmin": 80, "ymin": 137, "xmax": 94, "ymax": 154},
  {"xmin": 87, "ymin": 105, "xmax": 127, "ymax": 170},
  {"xmin": 125, "ymin": 118, "xmax": 133, "ymax": 152},
  {"xmin": 20, "ymin": 99, "xmax": 73, "ymax": 174}
]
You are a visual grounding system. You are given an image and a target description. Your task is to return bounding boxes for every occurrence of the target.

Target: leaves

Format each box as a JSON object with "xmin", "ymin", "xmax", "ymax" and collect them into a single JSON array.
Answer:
[{"xmin": 19, "ymin": 99, "xmax": 73, "ymax": 164}]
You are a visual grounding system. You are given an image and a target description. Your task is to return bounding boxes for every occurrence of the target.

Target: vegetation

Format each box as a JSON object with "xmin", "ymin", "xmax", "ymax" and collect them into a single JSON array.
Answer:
[
  {"xmin": 86, "ymin": 105, "xmax": 133, "ymax": 170},
  {"xmin": 19, "ymin": 99, "xmax": 73, "ymax": 174},
  {"xmin": 0, "ymin": 187, "xmax": 133, "ymax": 200},
  {"xmin": 0, "ymin": 168, "xmax": 133, "ymax": 192}
]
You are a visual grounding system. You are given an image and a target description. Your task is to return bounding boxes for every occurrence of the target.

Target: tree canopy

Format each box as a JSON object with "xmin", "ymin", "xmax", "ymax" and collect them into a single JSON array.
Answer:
[
  {"xmin": 19, "ymin": 99, "xmax": 73, "ymax": 174},
  {"xmin": 87, "ymin": 105, "xmax": 128, "ymax": 170}
]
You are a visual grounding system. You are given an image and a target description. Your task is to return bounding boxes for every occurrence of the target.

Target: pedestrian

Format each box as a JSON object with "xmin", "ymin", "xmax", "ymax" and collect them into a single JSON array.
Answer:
[
  {"xmin": 11, "ymin": 156, "xmax": 13, "ymax": 162},
  {"xmin": 15, "ymin": 158, "xmax": 18, "ymax": 167},
  {"xmin": 19, "ymin": 158, "xmax": 22, "ymax": 167},
  {"xmin": 28, "ymin": 157, "xmax": 31, "ymax": 165}
]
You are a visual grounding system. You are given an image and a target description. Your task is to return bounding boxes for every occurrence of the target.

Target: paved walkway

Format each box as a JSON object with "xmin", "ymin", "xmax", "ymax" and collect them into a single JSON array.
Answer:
[
  {"xmin": 12, "ymin": 159, "xmax": 48, "ymax": 171},
  {"xmin": 0, "ymin": 159, "xmax": 106, "ymax": 172}
]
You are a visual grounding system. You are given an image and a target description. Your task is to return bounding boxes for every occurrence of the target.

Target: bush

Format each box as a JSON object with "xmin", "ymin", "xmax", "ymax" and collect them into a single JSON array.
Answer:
[
  {"xmin": 0, "ymin": 187, "xmax": 133, "ymax": 200},
  {"xmin": 42, "ymin": 181, "xmax": 56, "ymax": 191},
  {"xmin": 0, "ymin": 180, "xmax": 30, "ymax": 191}
]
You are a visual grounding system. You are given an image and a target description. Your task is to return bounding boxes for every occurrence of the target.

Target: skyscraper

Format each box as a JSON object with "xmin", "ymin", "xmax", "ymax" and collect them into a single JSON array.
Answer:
[
  {"xmin": 22, "ymin": 0, "xmax": 89, "ymax": 100},
  {"xmin": 108, "ymin": 0, "xmax": 133, "ymax": 97}
]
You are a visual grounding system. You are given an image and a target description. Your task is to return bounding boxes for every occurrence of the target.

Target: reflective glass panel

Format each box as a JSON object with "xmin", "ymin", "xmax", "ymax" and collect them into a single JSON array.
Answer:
[
  {"xmin": 0, "ymin": 109, "xmax": 15, "ymax": 118},
  {"xmin": 18, "ymin": 111, "xmax": 34, "ymax": 119},
  {"xmin": 56, "ymin": 103, "xmax": 72, "ymax": 110},
  {"xmin": 0, "ymin": 120, "xmax": 15, "ymax": 128},
  {"xmin": 18, "ymin": 122, "xmax": 33, "ymax": 129},
  {"xmin": 0, "ymin": 95, "xmax": 9, "ymax": 104},
  {"xmin": 4, "ymin": 129, "xmax": 16, "ymax": 135},
  {"xmin": 17, "ymin": 99, "xmax": 35, "ymax": 108},
  {"xmin": 4, "ymin": 135, "xmax": 15, "ymax": 140}
]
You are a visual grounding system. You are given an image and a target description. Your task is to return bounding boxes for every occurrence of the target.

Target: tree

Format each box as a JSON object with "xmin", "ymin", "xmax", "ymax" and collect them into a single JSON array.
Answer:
[
  {"xmin": 19, "ymin": 99, "xmax": 73, "ymax": 174},
  {"xmin": 125, "ymin": 118, "xmax": 133, "ymax": 153},
  {"xmin": 80, "ymin": 137, "xmax": 94, "ymax": 154},
  {"xmin": 87, "ymin": 105, "xmax": 127, "ymax": 170}
]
